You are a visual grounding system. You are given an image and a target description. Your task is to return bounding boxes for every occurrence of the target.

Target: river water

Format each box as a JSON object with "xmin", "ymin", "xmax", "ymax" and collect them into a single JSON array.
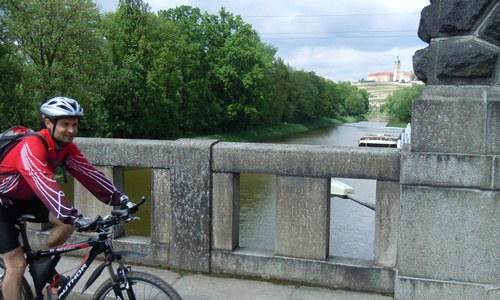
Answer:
[
  {"xmin": 240, "ymin": 114, "xmax": 394, "ymax": 260},
  {"xmin": 58, "ymin": 115, "xmax": 393, "ymax": 261}
]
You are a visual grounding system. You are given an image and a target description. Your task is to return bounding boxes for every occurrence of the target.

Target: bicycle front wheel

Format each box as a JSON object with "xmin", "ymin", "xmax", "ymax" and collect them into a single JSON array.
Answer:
[{"xmin": 93, "ymin": 271, "xmax": 182, "ymax": 300}]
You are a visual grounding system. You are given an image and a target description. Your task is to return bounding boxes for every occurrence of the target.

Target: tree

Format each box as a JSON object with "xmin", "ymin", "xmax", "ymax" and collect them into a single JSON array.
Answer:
[
  {"xmin": 0, "ymin": 19, "xmax": 26, "ymax": 129},
  {"xmin": 0, "ymin": 0, "xmax": 104, "ymax": 134},
  {"xmin": 160, "ymin": 7, "xmax": 275, "ymax": 133},
  {"xmin": 383, "ymin": 85, "xmax": 424, "ymax": 122}
]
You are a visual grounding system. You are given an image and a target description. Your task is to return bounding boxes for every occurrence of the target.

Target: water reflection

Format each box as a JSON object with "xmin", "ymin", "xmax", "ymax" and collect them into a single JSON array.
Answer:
[{"xmin": 239, "ymin": 173, "xmax": 276, "ymax": 251}]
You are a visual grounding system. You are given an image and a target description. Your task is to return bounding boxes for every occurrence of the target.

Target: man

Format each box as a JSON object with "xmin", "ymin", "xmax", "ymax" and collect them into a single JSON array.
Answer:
[{"xmin": 0, "ymin": 97, "xmax": 132, "ymax": 299}]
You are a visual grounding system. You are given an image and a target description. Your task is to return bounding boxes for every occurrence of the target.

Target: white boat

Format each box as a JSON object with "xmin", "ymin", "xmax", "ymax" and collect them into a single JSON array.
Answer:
[{"xmin": 358, "ymin": 126, "xmax": 406, "ymax": 148}]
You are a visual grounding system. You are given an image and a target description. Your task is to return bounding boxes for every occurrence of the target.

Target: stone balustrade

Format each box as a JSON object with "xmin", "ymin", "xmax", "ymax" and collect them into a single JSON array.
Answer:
[{"xmin": 27, "ymin": 138, "xmax": 401, "ymax": 294}]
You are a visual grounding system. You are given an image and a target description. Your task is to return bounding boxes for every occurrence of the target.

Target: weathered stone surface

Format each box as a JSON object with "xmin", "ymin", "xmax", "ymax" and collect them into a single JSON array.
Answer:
[
  {"xmin": 151, "ymin": 168, "xmax": 171, "ymax": 244},
  {"xmin": 418, "ymin": 0, "xmax": 492, "ymax": 41},
  {"xmin": 435, "ymin": 0, "xmax": 491, "ymax": 34},
  {"xmin": 275, "ymin": 176, "xmax": 330, "ymax": 260},
  {"xmin": 436, "ymin": 41, "xmax": 498, "ymax": 79},
  {"xmin": 495, "ymin": 157, "xmax": 500, "ymax": 190},
  {"xmin": 479, "ymin": 4, "xmax": 500, "ymax": 46},
  {"xmin": 412, "ymin": 96, "xmax": 484, "ymax": 153},
  {"xmin": 396, "ymin": 276, "xmax": 487, "ymax": 300},
  {"xmin": 212, "ymin": 172, "xmax": 240, "ymax": 251},
  {"xmin": 486, "ymin": 99, "xmax": 500, "ymax": 155},
  {"xmin": 401, "ymin": 151, "xmax": 493, "ymax": 189},
  {"xmin": 417, "ymin": 5, "xmax": 433, "ymax": 43},
  {"xmin": 414, "ymin": 0, "xmax": 499, "ymax": 85},
  {"xmin": 488, "ymin": 287, "xmax": 500, "ymax": 299},
  {"xmin": 374, "ymin": 181, "xmax": 400, "ymax": 269},
  {"xmin": 398, "ymin": 186, "xmax": 500, "ymax": 285},
  {"xmin": 212, "ymin": 143, "xmax": 400, "ymax": 181},
  {"xmin": 211, "ymin": 249, "xmax": 395, "ymax": 294},
  {"xmin": 412, "ymin": 47, "xmax": 429, "ymax": 83},
  {"xmin": 168, "ymin": 139, "xmax": 219, "ymax": 272}
]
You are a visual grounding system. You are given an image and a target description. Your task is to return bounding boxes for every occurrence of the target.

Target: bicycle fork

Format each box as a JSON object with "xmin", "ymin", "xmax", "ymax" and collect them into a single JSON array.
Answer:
[{"xmin": 106, "ymin": 257, "xmax": 136, "ymax": 300}]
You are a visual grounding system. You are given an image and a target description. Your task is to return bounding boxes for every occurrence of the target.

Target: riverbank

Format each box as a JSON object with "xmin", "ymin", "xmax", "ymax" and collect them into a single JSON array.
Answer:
[{"xmin": 194, "ymin": 115, "xmax": 368, "ymax": 142}]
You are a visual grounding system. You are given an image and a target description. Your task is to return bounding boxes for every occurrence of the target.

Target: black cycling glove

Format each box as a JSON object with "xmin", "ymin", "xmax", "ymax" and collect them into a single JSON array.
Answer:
[
  {"xmin": 120, "ymin": 195, "xmax": 138, "ymax": 213},
  {"xmin": 75, "ymin": 216, "xmax": 101, "ymax": 232}
]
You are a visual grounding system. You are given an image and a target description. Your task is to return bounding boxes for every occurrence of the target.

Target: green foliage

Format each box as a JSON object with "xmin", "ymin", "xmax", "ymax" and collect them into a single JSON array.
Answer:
[
  {"xmin": 382, "ymin": 85, "xmax": 424, "ymax": 123},
  {"xmin": 0, "ymin": 0, "xmax": 370, "ymax": 136}
]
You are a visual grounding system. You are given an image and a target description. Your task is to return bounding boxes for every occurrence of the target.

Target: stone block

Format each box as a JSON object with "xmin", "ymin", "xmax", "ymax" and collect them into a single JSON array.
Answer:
[
  {"xmin": 395, "ymin": 276, "xmax": 486, "ymax": 300},
  {"xmin": 479, "ymin": 4, "xmax": 500, "ymax": 46},
  {"xmin": 374, "ymin": 181, "xmax": 400, "ymax": 269},
  {"xmin": 400, "ymin": 151, "xmax": 493, "ymax": 189},
  {"xmin": 413, "ymin": 47, "xmax": 430, "ymax": 83},
  {"xmin": 398, "ymin": 185, "xmax": 500, "ymax": 285},
  {"xmin": 486, "ymin": 99, "xmax": 500, "ymax": 154},
  {"xmin": 418, "ymin": 0, "xmax": 492, "ymax": 40},
  {"xmin": 495, "ymin": 157, "xmax": 500, "ymax": 190},
  {"xmin": 275, "ymin": 175, "xmax": 330, "ymax": 260},
  {"xmin": 212, "ymin": 172, "xmax": 240, "ymax": 251},
  {"xmin": 212, "ymin": 143, "xmax": 400, "ymax": 181},
  {"xmin": 412, "ymin": 88, "xmax": 484, "ymax": 153},
  {"xmin": 168, "ymin": 139, "xmax": 219, "ymax": 272},
  {"xmin": 436, "ymin": 40, "xmax": 498, "ymax": 80},
  {"xmin": 75, "ymin": 138, "xmax": 177, "ymax": 168},
  {"xmin": 212, "ymin": 249, "xmax": 394, "ymax": 294},
  {"xmin": 151, "ymin": 168, "xmax": 171, "ymax": 244},
  {"xmin": 487, "ymin": 287, "xmax": 500, "ymax": 299}
]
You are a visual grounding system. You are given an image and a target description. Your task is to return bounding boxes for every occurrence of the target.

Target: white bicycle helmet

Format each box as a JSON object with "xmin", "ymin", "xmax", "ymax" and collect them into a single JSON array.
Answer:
[{"xmin": 40, "ymin": 97, "xmax": 84, "ymax": 119}]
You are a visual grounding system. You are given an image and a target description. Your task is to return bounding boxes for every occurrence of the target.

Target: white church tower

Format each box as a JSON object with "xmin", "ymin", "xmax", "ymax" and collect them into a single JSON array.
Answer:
[{"xmin": 393, "ymin": 56, "xmax": 401, "ymax": 82}]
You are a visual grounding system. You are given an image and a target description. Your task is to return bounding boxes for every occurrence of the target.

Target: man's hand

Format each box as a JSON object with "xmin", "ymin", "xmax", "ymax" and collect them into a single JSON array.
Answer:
[
  {"xmin": 120, "ymin": 195, "xmax": 138, "ymax": 213},
  {"xmin": 74, "ymin": 216, "xmax": 101, "ymax": 232}
]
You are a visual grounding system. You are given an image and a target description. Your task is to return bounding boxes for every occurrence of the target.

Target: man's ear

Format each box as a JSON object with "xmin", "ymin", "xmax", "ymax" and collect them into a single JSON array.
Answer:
[{"xmin": 44, "ymin": 118, "xmax": 53, "ymax": 128}]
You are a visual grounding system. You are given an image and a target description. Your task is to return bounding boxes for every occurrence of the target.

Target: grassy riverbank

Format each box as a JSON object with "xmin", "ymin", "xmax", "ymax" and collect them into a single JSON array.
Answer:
[{"xmin": 194, "ymin": 115, "xmax": 368, "ymax": 142}]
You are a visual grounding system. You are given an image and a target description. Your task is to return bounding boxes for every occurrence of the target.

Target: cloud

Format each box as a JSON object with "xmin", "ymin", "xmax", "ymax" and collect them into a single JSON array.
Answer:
[{"xmin": 286, "ymin": 45, "xmax": 423, "ymax": 82}]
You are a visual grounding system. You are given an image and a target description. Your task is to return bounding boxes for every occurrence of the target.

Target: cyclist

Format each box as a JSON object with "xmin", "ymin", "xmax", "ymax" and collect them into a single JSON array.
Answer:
[{"xmin": 0, "ymin": 97, "xmax": 134, "ymax": 300}]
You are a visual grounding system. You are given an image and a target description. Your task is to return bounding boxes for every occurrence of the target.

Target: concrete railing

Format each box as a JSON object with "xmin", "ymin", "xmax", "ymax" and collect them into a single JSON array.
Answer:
[{"xmin": 28, "ymin": 138, "xmax": 401, "ymax": 294}]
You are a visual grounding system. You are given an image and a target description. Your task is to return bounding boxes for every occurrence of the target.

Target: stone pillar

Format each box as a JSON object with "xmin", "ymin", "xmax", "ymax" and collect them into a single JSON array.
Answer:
[
  {"xmin": 212, "ymin": 172, "xmax": 240, "ymax": 251},
  {"xmin": 151, "ymin": 168, "xmax": 171, "ymax": 244},
  {"xmin": 374, "ymin": 180, "xmax": 400, "ymax": 269},
  {"xmin": 168, "ymin": 139, "xmax": 219, "ymax": 272},
  {"xmin": 397, "ymin": 1, "xmax": 500, "ymax": 298},
  {"xmin": 275, "ymin": 175, "xmax": 330, "ymax": 260}
]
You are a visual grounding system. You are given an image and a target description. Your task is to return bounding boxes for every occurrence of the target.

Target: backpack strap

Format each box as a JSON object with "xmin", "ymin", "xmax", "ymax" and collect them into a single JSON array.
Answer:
[{"xmin": 32, "ymin": 133, "xmax": 69, "ymax": 184}]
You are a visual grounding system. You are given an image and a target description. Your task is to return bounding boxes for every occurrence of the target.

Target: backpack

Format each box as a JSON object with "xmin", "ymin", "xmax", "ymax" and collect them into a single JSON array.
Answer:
[{"xmin": 0, "ymin": 125, "xmax": 68, "ymax": 183}]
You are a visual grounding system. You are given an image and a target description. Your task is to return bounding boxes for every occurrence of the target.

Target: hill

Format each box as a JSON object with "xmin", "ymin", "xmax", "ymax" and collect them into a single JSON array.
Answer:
[{"xmin": 354, "ymin": 82, "xmax": 414, "ymax": 111}]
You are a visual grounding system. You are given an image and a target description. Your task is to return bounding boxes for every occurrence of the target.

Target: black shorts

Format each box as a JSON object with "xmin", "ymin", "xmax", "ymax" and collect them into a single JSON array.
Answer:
[{"xmin": 0, "ymin": 198, "xmax": 50, "ymax": 254}]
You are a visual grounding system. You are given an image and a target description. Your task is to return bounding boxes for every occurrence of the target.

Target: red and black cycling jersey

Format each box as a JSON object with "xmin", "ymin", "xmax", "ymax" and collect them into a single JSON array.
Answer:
[{"xmin": 0, "ymin": 129, "xmax": 123, "ymax": 225}]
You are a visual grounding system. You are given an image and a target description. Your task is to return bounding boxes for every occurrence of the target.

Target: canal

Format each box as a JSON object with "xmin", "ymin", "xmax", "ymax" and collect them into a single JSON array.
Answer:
[{"xmin": 59, "ymin": 115, "xmax": 393, "ymax": 261}]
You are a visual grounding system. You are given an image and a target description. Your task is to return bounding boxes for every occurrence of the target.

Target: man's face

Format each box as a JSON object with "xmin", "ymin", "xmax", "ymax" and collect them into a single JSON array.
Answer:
[{"xmin": 46, "ymin": 117, "xmax": 79, "ymax": 147}]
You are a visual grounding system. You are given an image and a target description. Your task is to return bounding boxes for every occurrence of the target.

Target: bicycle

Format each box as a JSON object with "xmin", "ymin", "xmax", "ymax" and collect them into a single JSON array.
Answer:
[{"xmin": 0, "ymin": 197, "xmax": 182, "ymax": 300}]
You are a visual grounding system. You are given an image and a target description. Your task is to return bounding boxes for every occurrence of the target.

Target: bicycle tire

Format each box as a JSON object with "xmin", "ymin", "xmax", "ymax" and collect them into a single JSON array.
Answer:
[
  {"xmin": 0, "ymin": 260, "xmax": 34, "ymax": 300},
  {"xmin": 93, "ymin": 271, "xmax": 182, "ymax": 300}
]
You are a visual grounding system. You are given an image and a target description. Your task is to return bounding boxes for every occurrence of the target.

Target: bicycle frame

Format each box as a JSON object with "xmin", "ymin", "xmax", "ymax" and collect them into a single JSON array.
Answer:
[{"xmin": 17, "ymin": 216, "xmax": 146, "ymax": 300}]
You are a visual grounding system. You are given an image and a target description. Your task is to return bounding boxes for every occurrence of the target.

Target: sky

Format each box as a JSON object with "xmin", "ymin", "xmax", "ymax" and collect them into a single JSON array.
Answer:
[{"xmin": 95, "ymin": 0, "xmax": 431, "ymax": 83}]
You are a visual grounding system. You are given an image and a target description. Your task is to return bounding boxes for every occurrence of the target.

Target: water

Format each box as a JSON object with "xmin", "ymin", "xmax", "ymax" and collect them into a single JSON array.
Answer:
[{"xmin": 240, "ymin": 115, "xmax": 393, "ymax": 260}]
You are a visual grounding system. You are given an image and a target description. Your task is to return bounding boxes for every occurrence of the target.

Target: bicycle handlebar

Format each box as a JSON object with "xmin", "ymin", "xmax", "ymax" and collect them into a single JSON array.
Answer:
[{"xmin": 75, "ymin": 196, "xmax": 146, "ymax": 233}]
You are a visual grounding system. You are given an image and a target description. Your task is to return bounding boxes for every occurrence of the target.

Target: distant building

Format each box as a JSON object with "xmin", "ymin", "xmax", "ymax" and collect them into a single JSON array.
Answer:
[
  {"xmin": 367, "ymin": 56, "xmax": 414, "ymax": 83},
  {"xmin": 367, "ymin": 72, "xmax": 393, "ymax": 82},
  {"xmin": 393, "ymin": 56, "xmax": 401, "ymax": 82}
]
